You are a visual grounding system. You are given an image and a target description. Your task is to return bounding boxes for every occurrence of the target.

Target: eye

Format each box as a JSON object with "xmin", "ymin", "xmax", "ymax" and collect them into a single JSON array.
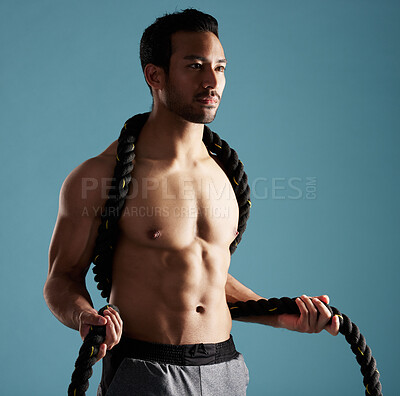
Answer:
[
  {"xmin": 189, "ymin": 63, "xmax": 202, "ymax": 69},
  {"xmin": 215, "ymin": 65, "xmax": 226, "ymax": 72}
]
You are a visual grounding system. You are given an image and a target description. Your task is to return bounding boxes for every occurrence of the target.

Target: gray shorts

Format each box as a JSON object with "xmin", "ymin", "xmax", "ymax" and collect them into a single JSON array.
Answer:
[{"xmin": 98, "ymin": 335, "xmax": 249, "ymax": 396}]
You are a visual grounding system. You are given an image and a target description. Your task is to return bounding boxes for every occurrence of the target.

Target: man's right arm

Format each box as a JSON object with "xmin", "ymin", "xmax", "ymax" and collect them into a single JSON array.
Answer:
[{"xmin": 44, "ymin": 156, "xmax": 122, "ymax": 358}]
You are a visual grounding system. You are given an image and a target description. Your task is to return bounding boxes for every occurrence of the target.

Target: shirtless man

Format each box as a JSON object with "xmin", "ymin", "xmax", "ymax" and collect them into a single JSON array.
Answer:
[{"xmin": 44, "ymin": 9, "xmax": 339, "ymax": 395}]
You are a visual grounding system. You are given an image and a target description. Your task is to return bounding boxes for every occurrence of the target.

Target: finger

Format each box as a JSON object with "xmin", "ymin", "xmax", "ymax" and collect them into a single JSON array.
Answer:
[
  {"xmin": 312, "ymin": 298, "xmax": 333, "ymax": 333},
  {"xmin": 96, "ymin": 343, "xmax": 107, "ymax": 362},
  {"xmin": 108, "ymin": 307, "xmax": 123, "ymax": 330},
  {"xmin": 80, "ymin": 311, "xmax": 107, "ymax": 327},
  {"xmin": 104, "ymin": 315, "xmax": 118, "ymax": 349},
  {"xmin": 333, "ymin": 315, "xmax": 340, "ymax": 335},
  {"xmin": 316, "ymin": 295, "xmax": 330, "ymax": 305},
  {"xmin": 79, "ymin": 311, "xmax": 107, "ymax": 340},
  {"xmin": 295, "ymin": 297, "xmax": 309, "ymax": 332},
  {"xmin": 325, "ymin": 315, "xmax": 340, "ymax": 336},
  {"xmin": 104, "ymin": 310, "xmax": 122, "ymax": 342},
  {"xmin": 104, "ymin": 308, "xmax": 122, "ymax": 334},
  {"xmin": 301, "ymin": 295, "xmax": 318, "ymax": 332}
]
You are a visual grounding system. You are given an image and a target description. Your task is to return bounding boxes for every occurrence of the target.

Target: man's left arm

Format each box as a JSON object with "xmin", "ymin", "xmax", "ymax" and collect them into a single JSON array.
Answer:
[{"xmin": 226, "ymin": 273, "xmax": 339, "ymax": 336}]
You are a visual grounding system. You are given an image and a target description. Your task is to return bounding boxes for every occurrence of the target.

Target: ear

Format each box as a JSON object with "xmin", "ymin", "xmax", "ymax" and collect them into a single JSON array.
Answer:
[{"xmin": 144, "ymin": 64, "xmax": 166, "ymax": 92}]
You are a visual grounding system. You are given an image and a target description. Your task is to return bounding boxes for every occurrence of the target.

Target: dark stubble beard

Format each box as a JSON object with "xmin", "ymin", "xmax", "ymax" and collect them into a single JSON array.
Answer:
[{"xmin": 164, "ymin": 80, "xmax": 219, "ymax": 124}]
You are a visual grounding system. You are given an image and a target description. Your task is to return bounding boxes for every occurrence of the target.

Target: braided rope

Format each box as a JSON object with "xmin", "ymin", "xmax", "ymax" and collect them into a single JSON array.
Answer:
[
  {"xmin": 92, "ymin": 113, "xmax": 149, "ymax": 300},
  {"xmin": 68, "ymin": 305, "xmax": 119, "ymax": 396},
  {"xmin": 228, "ymin": 298, "xmax": 382, "ymax": 396},
  {"xmin": 69, "ymin": 114, "xmax": 382, "ymax": 395},
  {"xmin": 202, "ymin": 125, "xmax": 251, "ymax": 254},
  {"xmin": 91, "ymin": 112, "xmax": 251, "ymax": 300},
  {"xmin": 69, "ymin": 113, "xmax": 252, "ymax": 394}
]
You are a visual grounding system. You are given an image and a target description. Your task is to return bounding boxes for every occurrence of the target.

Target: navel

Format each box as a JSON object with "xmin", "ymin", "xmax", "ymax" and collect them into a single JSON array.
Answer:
[
  {"xmin": 148, "ymin": 229, "xmax": 161, "ymax": 240},
  {"xmin": 196, "ymin": 305, "xmax": 205, "ymax": 314}
]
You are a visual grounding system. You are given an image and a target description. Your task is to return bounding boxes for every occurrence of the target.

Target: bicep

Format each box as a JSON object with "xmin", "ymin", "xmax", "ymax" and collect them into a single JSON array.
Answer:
[
  {"xmin": 48, "ymin": 213, "xmax": 99, "ymax": 280},
  {"xmin": 48, "ymin": 164, "xmax": 105, "ymax": 280}
]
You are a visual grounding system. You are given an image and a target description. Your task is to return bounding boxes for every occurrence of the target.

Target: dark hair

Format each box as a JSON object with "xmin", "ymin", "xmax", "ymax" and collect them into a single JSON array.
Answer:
[{"xmin": 140, "ymin": 9, "xmax": 219, "ymax": 91}]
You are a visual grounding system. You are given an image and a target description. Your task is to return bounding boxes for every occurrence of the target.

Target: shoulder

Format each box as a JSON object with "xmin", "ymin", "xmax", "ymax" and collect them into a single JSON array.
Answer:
[
  {"xmin": 207, "ymin": 151, "xmax": 226, "ymax": 174},
  {"xmin": 59, "ymin": 140, "xmax": 118, "ymax": 217}
]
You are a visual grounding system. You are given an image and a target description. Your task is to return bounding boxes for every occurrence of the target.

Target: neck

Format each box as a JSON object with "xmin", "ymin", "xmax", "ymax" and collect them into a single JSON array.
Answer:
[{"xmin": 136, "ymin": 106, "xmax": 208, "ymax": 163}]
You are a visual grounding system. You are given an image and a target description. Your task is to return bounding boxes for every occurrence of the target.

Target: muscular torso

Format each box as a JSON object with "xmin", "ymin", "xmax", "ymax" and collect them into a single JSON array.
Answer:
[{"xmin": 101, "ymin": 139, "xmax": 239, "ymax": 345}]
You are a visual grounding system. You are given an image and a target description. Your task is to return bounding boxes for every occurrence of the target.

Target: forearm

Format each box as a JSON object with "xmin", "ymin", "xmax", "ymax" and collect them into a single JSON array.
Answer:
[
  {"xmin": 225, "ymin": 273, "xmax": 280, "ymax": 327},
  {"xmin": 225, "ymin": 273, "xmax": 262, "ymax": 302},
  {"xmin": 43, "ymin": 273, "xmax": 95, "ymax": 330}
]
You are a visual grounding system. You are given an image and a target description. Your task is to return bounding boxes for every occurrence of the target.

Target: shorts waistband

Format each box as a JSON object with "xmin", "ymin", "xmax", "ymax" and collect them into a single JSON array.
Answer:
[{"xmin": 115, "ymin": 334, "xmax": 239, "ymax": 366}]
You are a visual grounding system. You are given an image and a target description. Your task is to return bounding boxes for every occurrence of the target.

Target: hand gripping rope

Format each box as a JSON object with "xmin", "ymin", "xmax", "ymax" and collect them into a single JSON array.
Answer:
[
  {"xmin": 68, "ymin": 305, "xmax": 120, "ymax": 396},
  {"xmin": 67, "ymin": 113, "xmax": 383, "ymax": 395},
  {"xmin": 67, "ymin": 300, "xmax": 382, "ymax": 396},
  {"xmin": 228, "ymin": 298, "xmax": 382, "ymax": 396}
]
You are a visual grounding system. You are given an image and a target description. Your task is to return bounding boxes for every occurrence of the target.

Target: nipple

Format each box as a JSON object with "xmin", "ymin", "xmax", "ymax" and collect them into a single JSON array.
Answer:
[
  {"xmin": 148, "ymin": 229, "xmax": 161, "ymax": 240},
  {"xmin": 235, "ymin": 230, "xmax": 239, "ymax": 237}
]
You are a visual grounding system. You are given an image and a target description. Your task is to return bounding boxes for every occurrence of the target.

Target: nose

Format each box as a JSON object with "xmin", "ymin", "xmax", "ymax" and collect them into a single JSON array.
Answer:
[{"xmin": 201, "ymin": 67, "xmax": 219, "ymax": 90}]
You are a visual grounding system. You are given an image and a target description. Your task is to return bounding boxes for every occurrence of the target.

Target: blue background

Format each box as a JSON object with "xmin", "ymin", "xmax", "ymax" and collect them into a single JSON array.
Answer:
[{"xmin": 1, "ymin": 0, "xmax": 398, "ymax": 395}]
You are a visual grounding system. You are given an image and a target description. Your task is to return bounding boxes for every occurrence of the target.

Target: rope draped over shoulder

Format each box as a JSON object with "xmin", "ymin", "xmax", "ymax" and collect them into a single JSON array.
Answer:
[
  {"xmin": 91, "ymin": 112, "xmax": 251, "ymax": 301},
  {"xmin": 68, "ymin": 113, "xmax": 382, "ymax": 395}
]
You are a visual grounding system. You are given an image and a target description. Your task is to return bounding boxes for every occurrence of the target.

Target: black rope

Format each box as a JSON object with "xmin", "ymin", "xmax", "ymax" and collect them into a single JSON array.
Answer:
[
  {"xmin": 91, "ymin": 112, "xmax": 251, "ymax": 301},
  {"xmin": 228, "ymin": 298, "xmax": 382, "ymax": 396},
  {"xmin": 68, "ymin": 305, "xmax": 119, "ymax": 396},
  {"xmin": 68, "ymin": 113, "xmax": 382, "ymax": 395},
  {"xmin": 69, "ymin": 113, "xmax": 252, "ymax": 394}
]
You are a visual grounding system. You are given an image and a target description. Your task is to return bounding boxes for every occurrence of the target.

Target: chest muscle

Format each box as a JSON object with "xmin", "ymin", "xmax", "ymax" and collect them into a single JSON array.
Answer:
[{"xmin": 118, "ymin": 163, "xmax": 239, "ymax": 250}]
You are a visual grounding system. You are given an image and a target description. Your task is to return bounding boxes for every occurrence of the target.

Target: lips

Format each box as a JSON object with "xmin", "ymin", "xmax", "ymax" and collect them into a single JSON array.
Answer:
[{"xmin": 197, "ymin": 96, "xmax": 218, "ymax": 105}]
